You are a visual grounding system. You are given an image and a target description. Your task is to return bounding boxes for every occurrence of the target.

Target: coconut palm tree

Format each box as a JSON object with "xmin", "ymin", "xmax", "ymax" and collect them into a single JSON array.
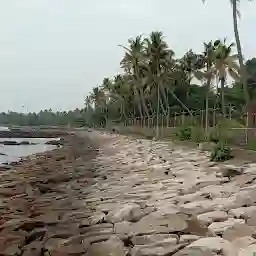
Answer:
[
  {"xmin": 214, "ymin": 39, "xmax": 240, "ymax": 117},
  {"xmin": 195, "ymin": 41, "xmax": 216, "ymax": 133},
  {"xmin": 202, "ymin": 0, "xmax": 251, "ymax": 125},
  {"xmin": 144, "ymin": 31, "xmax": 172, "ymax": 138},
  {"xmin": 119, "ymin": 36, "xmax": 150, "ymax": 119}
]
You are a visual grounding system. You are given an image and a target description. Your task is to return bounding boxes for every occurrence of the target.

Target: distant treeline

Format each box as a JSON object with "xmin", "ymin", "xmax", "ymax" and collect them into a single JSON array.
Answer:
[{"xmin": 0, "ymin": 109, "xmax": 87, "ymax": 126}]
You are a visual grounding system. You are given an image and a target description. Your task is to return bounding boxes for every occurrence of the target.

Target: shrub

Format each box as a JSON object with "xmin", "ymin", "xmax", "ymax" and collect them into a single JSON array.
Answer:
[
  {"xmin": 177, "ymin": 126, "xmax": 192, "ymax": 141},
  {"xmin": 209, "ymin": 128, "xmax": 220, "ymax": 143},
  {"xmin": 210, "ymin": 142, "xmax": 233, "ymax": 162}
]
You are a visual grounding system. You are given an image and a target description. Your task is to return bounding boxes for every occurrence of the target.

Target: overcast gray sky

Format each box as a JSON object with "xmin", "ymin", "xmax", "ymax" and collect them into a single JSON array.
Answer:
[{"xmin": 0, "ymin": 0, "xmax": 255, "ymax": 112}]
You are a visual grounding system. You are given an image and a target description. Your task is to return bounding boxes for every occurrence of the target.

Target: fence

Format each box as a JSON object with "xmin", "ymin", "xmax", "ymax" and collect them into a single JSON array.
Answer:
[{"xmin": 122, "ymin": 108, "xmax": 248, "ymax": 129}]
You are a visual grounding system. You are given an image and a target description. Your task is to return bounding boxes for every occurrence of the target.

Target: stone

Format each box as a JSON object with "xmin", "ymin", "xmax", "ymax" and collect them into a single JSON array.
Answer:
[
  {"xmin": 179, "ymin": 200, "xmax": 215, "ymax": 215},
  {"xmin": 131, "ymin": 241, "xmax": 187, "ymax": 256},
  {"xmin": 179, "ymin": 235, "xmax": 202, "ymax": 243},
  {"xmin": 222, "ymin": 224, "xmax": 255, "ymax": 241},
  {"xmin": 197, "ymin": 211, "xmax": 228, "ymax": 225},
  {"xmin": 198, "ymin": 142, "xmax": 215, "ymax": 151},
  {"xmin": 208, "ymin": 218, "xmax": 245, "ymax": 235},
  {"xmin": 22, "ymin": 241, "xmax": 43, "ymax": 256},
  {"xmin": 232, "ymin": 236, "xmax": 256, "ymax": 250},
  {"xmin": 88, "ymin": 212, "xmax": 105, "ymax": 225},
  {"xmin": 26, "ymin": 228, "xmax": 47, "ymax": 244},
  {"xmin": 238, "ymin": 244, "xmax": 256, "ymax": 256},
  {"xmin": 79, "ymin": 218, "xmax": 90, "ymax": 228},
  {"xmin": 2, "ymin": 244, "xmax": 21, "ymax": 256},
  {"xmin": 229, "ymin": 206, "xmax": 256, "ymax": 219},
  {"xmin": 47, "ymin": 242, "xmax": 89, "ymax": 256},
  {"xmin": 188, "ymin": 237, "xmax": 232, "ymax": 254},
  {"xmin": 183, "ymin": 216, "xmax": 212, "ymax": 236},
  {"xmin": 114, "ymin": 221, "xmax": 132, "ymax": 237},
  {"xmin": 130, "ymin": 212, "xmax": 188, "ymax": 236},
  {"xmin": 173, "ymin": 247, "xmax": 216, "ymax": 256},
  {"xmin": 85, "ymin": 235, "xmax": 127, "ymax": 256},
  {"xmin": 106, "ymin": 203, "xmax": 144, "ymax": 223},
  {"xmin": 131, "ymin": 234, "xmax": 178, "ymax": 245}
]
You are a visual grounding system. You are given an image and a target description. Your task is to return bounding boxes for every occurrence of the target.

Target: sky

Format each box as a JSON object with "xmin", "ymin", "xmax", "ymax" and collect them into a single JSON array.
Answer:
[{"xmin": 0, "ymin": 0, "xmax": 255, "ymax": 113}]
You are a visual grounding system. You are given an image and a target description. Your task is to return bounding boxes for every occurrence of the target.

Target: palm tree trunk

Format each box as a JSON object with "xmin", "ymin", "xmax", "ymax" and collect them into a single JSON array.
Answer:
[
  {"xmin": 139, "ymin": 88, "xmax": 150, "ymax": 118},
  {"xmin": 232, "ymin": 0, "xmax": 250, "ymax": 125},
  {"xmin": 170, "ymin": 90, "xmax": 193, "ymax": 116},
  {"xmin": 156, "ymin": 83, "xmax": 160, "ymax": 139},
  {"xmin": 205, "ymin": 78, "xmax": 211, "ymax": 136},
  {"xmin": 220, "ymin": 77, "xmax": 226, "ymax": 117},
  {"xmin": 159, "ymin": 83, "xmax": 169, "ymax": 114},
  {"xmin": 134, "ymin": 88, "xmax": 143, "ymax": 118},
  {"xmin": 159, "ymin": 96, "xmax": 166, "ymax": 115}
]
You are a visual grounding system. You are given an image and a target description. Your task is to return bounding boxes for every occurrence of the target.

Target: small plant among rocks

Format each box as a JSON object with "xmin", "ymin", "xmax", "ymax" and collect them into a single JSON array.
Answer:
[
  {"xmin": 177, "ymin": 126, "xmax": 192, "ymax": 141},
  {"xmin": 210, "ymin": 142, "xmax": 233, "ymax": 162}
]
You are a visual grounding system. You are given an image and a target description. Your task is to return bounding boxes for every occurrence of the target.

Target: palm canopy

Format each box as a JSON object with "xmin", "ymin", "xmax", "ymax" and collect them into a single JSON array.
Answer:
[
  {"xmin": 119, "ymin": 35, "xmax": 145, "ymax": 76},
  {"xmin": 214, "ymin": 39, "xmax": 240, "ymax": 82}
]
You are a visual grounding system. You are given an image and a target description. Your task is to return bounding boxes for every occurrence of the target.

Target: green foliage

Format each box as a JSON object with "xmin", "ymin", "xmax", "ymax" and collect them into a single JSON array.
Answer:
[
  {"xmin": 0, "ymin": 109, "xmax": 88, "ymax": 127},
  {"xmin": 191, "ymin": 127, "xmax": 206, "ymax": 142},
  {"xmin": 210, "ymin": 142, "xmax": 233, "ymax": 162},
  {"xmin": 209, "ymin": 118, "xmax": 245, "ymax": 144},
  {"xmin": 177, "ymin": 126, "xmax": 192, "ymax": 141}
]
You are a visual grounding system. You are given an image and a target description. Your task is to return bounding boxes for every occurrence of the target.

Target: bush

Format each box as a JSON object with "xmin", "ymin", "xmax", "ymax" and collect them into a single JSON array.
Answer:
[
  {"xmin": 177, "ymin": 126, "xmax": 192, "ymax": 141},
  {"xmin": 209, "ymin": 128, "xmax": 221, "ymax": 143},
  {"xmin": 210, "ymin": 142, "xmax": 233, "ymax": 162},
  {"xmin": 191, "ymin": 127, "xmax": 205, "ymax": 143}
]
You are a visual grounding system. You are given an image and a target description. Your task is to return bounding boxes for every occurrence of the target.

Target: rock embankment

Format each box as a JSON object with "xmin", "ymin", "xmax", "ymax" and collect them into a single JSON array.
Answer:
[
  {"xmin": 81, "ymin": 131, "xmax": 256, "ymax": 256},
  {"xmin": 0, "ymin": 133, "xmax": 99, "ymax": 256},
  {"xmin": 2, "ymin": 130, "xmax": 256, "ymax": 255}
]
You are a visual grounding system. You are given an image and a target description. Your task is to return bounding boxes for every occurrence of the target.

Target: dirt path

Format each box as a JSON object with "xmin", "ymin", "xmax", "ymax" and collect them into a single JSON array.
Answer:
[{"xmin": 1, "ymin": 131, "xmax": 256, "ymax": 255}]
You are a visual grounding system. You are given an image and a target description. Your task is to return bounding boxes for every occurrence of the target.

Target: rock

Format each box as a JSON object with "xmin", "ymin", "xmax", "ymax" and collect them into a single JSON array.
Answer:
[
  {"xmin": 0, "ymin": 141, "xmax": 20, "ymax": 145},
  {"xmin": 45, "ymin": 139, "xmax": 63, "ymax": 146},
  {"xmin": 229, "ymin": 206, "xmax": 256, "ymax": 219},
  {"xmin": 183, "ymin": 216, "xmax": 212, "ymax": 236},
  {"xmin": 19, "ymin": 141, "xmax": 31, "ymax": 145},
  {"xmin": 22, "ymin": 241, "xmax": 42, "ymax": 256},
  {"xmin": 85, "ymin": 235, "xmax": 127, "ymax": 256},
  {"xmin": 114, "ymin": 221, "xmax": 132, "ymax": 237},
  {"xmin": 131, "ymin": 234, "xmax": 178, "ymax": 246},
  {"xmin": 221, "ymin": 165, "xmax": 244, "ymax": 178},
  {"xmin": 106, "ymin": 203, "xmax": 144, "ymax": 223},
  {"xmin": 88, "ymin": 212, "xmax": 105, "ymax": 225},
  {"xmin": 198, "ymin": 142, "xmax": 215, "ymax": 151},
  {"xmin": 208, "ymin": 218, "xmax": 245, "ymax": 235},
  {"xmin": 79, "ymin": 218, "xmax": 90, "ymax": 228},
  {"xmin": 188, "ymin": 237, "xmax": 232, "ymax": 254},
  {"xmin": 26, "ymin": 228, "xmax": 47, "ymax": 243},
  {"xmin": 222, "ymin": 224, "xmax": 255, "ymax": 241},
  {"xmin": 2, "ymin": 244, "xmax": 21, "ymax": 256},
  {"xmin": 197, "ymin": 211, "xmax": 228, "ymax": 225},
  {"xmin": 232, "ymin": 236, "xmax": 256, "ymax": 250},
  {"xmin": 47, "ymin": 242, "xmax": 89, "ymax": 256},
  {"xmin": 179, "ymin": 200, "xmax": 215, "ymax": 215},
  {"xmin": 179, "ymin": 235, "xmax": 202, "ymax": 244},
  {"xmin": 131, "ymin": 241, "xmax": 187, "ymax": 256},
  {"xmin": 173, "ymin": 247, "xmax": 216, "ymax": 256},
  {"xmin": 238, "ymin": 244, "xmax": 256, "ymax": 256},
  {"xmin": 130, "ymin": 212, "xmax": 188, "ymax": 236}
]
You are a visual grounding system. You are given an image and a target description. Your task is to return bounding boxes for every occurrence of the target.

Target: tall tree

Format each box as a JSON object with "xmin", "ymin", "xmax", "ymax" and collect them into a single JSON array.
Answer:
[
  {"xmin": 214, "ymin": 39, "xmax": 240, "ymax": 117},
  {"xmin": 202, "ymin": 0, "xmax": 251, "ymax": 126},
  {"xmin": 120, "ymin": 36, "xmax": 150, "ymax": 119},
  {"xmin": 195, "ymin": 41, "xmax": 216, "ymax": 133}
]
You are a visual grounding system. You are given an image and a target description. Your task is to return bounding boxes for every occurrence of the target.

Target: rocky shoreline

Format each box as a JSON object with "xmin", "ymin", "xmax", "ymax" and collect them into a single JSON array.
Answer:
[
  {"xmin": 2, "ymin": 130, "xmax": 256, "ymax": 255},
  {"xmin": 0, "ymin": 132, "xmax": 99, "ymax": 255}
]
